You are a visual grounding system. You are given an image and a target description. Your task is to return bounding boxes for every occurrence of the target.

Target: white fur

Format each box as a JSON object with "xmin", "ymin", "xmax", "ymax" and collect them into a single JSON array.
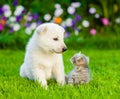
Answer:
[{"xmin": 20, "ymin": 23, "xmax": 67, "ymax": 89}]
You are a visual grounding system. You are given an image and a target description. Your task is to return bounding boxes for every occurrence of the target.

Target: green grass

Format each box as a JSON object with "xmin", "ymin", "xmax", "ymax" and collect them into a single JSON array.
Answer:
[{"xmin": 0, "ymin": 49, "xmax": 120, "ymax": 99}]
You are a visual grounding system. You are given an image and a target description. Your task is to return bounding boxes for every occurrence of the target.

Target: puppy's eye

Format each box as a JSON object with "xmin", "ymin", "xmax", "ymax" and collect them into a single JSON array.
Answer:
[{"xmin": 53, "ymin": 38, "xmax": 58, "ymax": 41}]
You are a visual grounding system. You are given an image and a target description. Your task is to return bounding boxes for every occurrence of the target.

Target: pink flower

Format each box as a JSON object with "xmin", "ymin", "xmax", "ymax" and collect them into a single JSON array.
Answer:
[
  {"xmin": 101, "ymin": 17, "xmax": 109, "ymax": 25},
  {"xmin": 90, "ymin": 28, "xmax": 97, "ymax": 35},
  {"xmin": 0, "ymin": 24, "xmax": 3, "ymax": 31}
]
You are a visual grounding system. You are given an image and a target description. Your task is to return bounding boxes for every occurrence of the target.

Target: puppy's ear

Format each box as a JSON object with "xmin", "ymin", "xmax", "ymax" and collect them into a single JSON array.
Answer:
[{"xmin": 37, "ymin": 26, "xmax": 48, "ymax": 34}]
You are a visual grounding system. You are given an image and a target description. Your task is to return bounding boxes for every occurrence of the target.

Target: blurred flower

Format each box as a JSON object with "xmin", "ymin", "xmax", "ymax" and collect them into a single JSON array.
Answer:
[
  {"xmin": 16, "ymin": 15, "xmax": 22, "ymax": 22},
  {"xmin": 12, "ymin": 0, "xmax": 18, "ymax": 6},
  {"xmin": 72, "ymin": 20, "xmax": 76, "ymax": 28},
  {"xmin": 89, "ymin": 7, "xmax": 96, "ymax": 14},
  {"xmin": 67, "ymin": 6, "xmax": 75, "ymax": 14},
  {"xmin": 65, "ymin": 18, "xmax": 72, "ymax": 27},
  {"xmin": 113, "ymin": 4, "xmax": 118, "ymax": 13},
  {"xmin": 2, "ymin": 4, "xmax": 10, "ymax": 12},
  {"xmin": 75, "ymin": 15, "xmax": 81, "ymax": 21},
  {"xmin": 0, "ymin": 24, "xmax": 3, "ymax": 31},
  {"xmin": 14, "ymin": 5, "xmax": 24, "ymax": 16},
  {"xmin": 61, "ymin": 21, "xmax": 66, "ymax": 27},
  {"xmin": 55, "ymin": 4, "xmax": 61, "ymax": 9},
  {"xmin": 94, "ymin": 13, "xmax": 100, "ymax": 19},
  {"xmin": 4, "ymin": 10, "xmax": 11, "ymax": 17},
  {"xmin": 9, "ymin": 16, "xmax": 16, "ymax": 22},
  {"xmin": 0, "ymin": 18, "xmax": 6, "ymax": 26},
  {"xmin": 54, "ymin": 8, "xmax": 63, "ymax": 17},
  {"xmin": 30, "ymin": 22, "xmax": 37, "ymax": 30},
  {"xmin": 26, "ymin": 13, "xmax": 32, "ymax": 21},
  {"xmin": 25, "ymin": 22, "xmax": 31, "ymax": 27},
  {"xmin": 36, "ymin": 20, "xmax": 42, "ymax": 25},
  {"xmin": 21, "ymin": 9, "xmax": 26, "ymax": 15},
  {"xmin": 9, "ymin": 28, "xmax": 14, "ymax": 33},
  {"xmin": 75, "ymin": 29, "xmax": 79, "ymax": 35},
  {"xmin": 115, "ymin": 17, "xmax": 120, "ymax": 24},
  {"xmin": 0, "ymin": 7, "xmax": 3, "ymax": 14},
  {"xmin": 32, "ymin": 13, "xmax": 39, "ymax": 20},
  {"xmin": 65, "ymin": 32, "xmax": 71, "ymax": 37},
  {"xmin": 44, "ymin": 14, "xmax": 51, "ymax": 21},
  {"xmin": 101, "ymin": 17, "xmax": 109, "ymax": 25},
  {"xmin": 13, "ymin": 23, "xmax": 20, "ymax": 31},
  {"xmin": 25, "ymin": 27, "xmax": 32, "ymax": 35},
  {"xmin": 82, "ymin": 20, "xmax": 89, "ymax": 27},
  {"xmin": 54, "ymin": 17, "xmax": 62, "ymax": 24},
  {"xmin": 71, "ymin": 2, "xmax": 81, "ymax": 8},
  {"xmin": 90, "ymin": 28, "xmax": 97, "ymax": 35}
]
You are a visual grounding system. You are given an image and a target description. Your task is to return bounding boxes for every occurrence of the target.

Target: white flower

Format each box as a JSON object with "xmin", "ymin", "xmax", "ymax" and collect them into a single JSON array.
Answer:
[
  {"xmin": 61, "ymin": 21, "xmax": 66, "ymax": 27},
  {"xmin": 44, "ymin": 14, "xmax": 51, "ymax": 21},
  {"xmin": 67, "ymin": 6, "xmax": 75, "ymax": 14},
  {"xmin": 14, "ymin": 5, "xmax": 24, "ymax": 16},
  {"xmin": 13, "ymin": 23, "xmax": 20, "ymax": 31},
  {"xmin": 95, "ymin": 13, "xmax": 100, "ymax": 18},
  {"xmin": 25, "ymin": 28, "xmax": 32, "ymax": 35},
  {"xmin": 71, "ymin": 2, "xmax": 81, "ymax": 8},
  {"xmin": 82, "ymin": 20, "xmax": 90, "ymax": 27},
  {"xmin": 2, "ymin": 4, "xmax": 10, "ymax": 11},
  {"xmin": 9, "ymin": 16, "xmax": 16, "ymax": 22},
  {"xmin": 115, "ymin": 18, "xmax": 120, "ymax": 24},
  {"xmin": 30, "ymin": 22, "xmax": 37, "ymax": 30},
  {"xmin": 89, "ymin": 7, "xmax": 96, "ymax": 14},
  {"xmin": 65, "ymin": 18, "xmax": 72, "ymax": 27},
  {"xmin": 54, "ymin": 8, "xmax": 63, "ymax": 17},
  {"xmin": 55, "ymin": 3, "xmax": 61, "ymax": 9},
  {"xmin": 4, "ymin": 10, "xmax": 11, "ymax": 17},
  {"xmin": 75, "ymin": 29, "xmax": 79, "ymax": 35}
]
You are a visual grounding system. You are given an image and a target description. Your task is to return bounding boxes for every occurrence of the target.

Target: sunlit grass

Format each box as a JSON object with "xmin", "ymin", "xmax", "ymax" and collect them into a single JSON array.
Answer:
[{"xmin": 0, "ymin": 49, "xmax": 120, "ymax": 98}]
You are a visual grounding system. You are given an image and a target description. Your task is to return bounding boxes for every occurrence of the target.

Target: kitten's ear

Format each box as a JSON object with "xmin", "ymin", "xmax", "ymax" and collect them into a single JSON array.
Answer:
[
  {"xmin": 70, "ymin": 57, "xmax": 74, "ymax": 63},
  {"xmin": 86, "ymin": 56, "xmax": 89, "ymax": 64}
]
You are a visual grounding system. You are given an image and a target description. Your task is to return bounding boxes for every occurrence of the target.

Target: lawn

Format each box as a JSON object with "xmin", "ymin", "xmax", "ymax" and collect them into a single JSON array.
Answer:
[{"xmin": 0, "ymin": 49, "xmax": 120, "ymax": 99}]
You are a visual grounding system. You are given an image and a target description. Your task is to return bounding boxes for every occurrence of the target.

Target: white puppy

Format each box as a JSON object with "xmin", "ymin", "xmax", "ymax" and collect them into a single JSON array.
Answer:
[{"xmin": 20, "ymin": 23, "xmax": 67, "ymax": 88}]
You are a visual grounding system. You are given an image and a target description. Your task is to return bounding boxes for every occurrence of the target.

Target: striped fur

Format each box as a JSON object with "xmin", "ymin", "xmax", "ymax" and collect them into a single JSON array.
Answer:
[{"xmin": 67, "ymin": 52, "xmax": 91, "ymax": 85}]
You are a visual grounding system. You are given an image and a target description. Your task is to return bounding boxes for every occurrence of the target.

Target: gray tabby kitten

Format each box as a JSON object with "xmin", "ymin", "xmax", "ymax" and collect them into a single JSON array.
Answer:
[{"xmin": 67, "ymin": 52, "xmax": 91, "ymax": 85}]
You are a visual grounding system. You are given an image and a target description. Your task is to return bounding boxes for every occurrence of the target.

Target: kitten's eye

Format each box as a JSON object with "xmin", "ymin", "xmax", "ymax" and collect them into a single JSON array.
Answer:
[{"xmin": 53, "ymin": 38, "xmax": 58, "ymax": 41}]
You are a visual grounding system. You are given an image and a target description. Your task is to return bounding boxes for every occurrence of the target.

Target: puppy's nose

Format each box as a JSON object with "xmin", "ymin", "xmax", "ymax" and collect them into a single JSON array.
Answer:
[{"xmin": 62, "ymin": 47, "xmax": 67, "ymax": 52}]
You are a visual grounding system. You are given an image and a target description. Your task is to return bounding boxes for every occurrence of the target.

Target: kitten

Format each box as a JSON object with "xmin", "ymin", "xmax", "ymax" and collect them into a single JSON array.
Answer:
[{"xmin": 67, "ymin": 52, "xmax": 91, "ymax": 85}]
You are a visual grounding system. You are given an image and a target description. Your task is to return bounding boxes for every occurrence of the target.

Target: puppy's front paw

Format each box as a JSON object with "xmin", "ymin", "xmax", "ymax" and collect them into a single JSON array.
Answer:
[{"xmin": 57, "ymin": 78, "xmax": 65, "ymax": 86}]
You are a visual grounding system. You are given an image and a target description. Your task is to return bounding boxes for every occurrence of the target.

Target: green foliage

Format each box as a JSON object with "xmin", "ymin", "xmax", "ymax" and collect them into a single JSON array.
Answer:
[
  {"xmin": 0, "ymin": 49, "xmax": 120, "ymax": 98},
  {"xmin": 0, "ymin": 30, "xmax": 31, "ymax": 49},
  {"xmin": 0, "ymin": 0, "xmax": 120, "ymax": 49}
]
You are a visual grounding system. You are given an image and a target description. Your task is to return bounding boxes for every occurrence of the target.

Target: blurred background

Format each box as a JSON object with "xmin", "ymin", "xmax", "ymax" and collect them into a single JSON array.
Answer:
[{"xmin": 0, "ymin": 0, "xmax": 120, "ymax": 49}]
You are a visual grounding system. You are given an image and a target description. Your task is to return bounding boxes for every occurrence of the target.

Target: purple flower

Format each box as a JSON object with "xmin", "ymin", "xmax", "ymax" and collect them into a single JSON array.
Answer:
[
  {"xmin": 2, "ymin": 16, "xmax": 7, "ymax": 20},
  {"xmin": 9, "ymin": 28, "xmax": 14, "ymax": 33},
  {"xmin": 32, "ymin": 13, "xmax": 39, "ymax": 20},
  {"xmin": 26, "ymin": 23, "xmax": 31, "ymax": 27},
  {"xmin": 0, "ymin": 24, "xmax": 3, "ymax": 31},
  {"xmin": 22, "ymin": 9, "xmax": 26, "ymax": 15},
  {"xmin": 12, "ymin": 0, "xmax": 18, "ymax": 6},
  {"xmin": 37, "ymin": 20, "xmax": 42, "ymax": 25},
  {"xmin": 0, "ymin": 7, "xmax": 3, "ymax": 14},
  {"xmin": 75, "ymin": 15, "xmax": 81, "ymax": 21},
  {"xmin": 16, "ymin": 15, "xmax": 22, "ymax": 22},
  {"xmin": 65, "ymin": 32, "xmax": 71, "ymax": 37},
  {"xmin": 72, "ymin": 20, "xmax": 76, "ymax": 28}
]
